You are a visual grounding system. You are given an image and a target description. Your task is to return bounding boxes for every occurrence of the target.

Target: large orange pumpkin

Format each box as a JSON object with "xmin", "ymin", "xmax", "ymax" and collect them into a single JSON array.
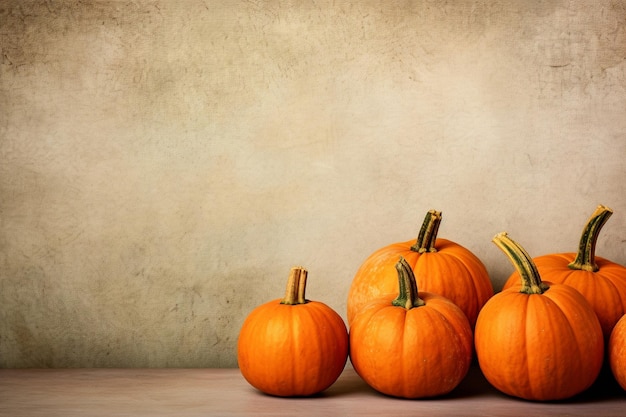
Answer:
[
  {"xmin": 349, "ymin": 256, "xmax": 473, "ymax": 399},
  {"xmin": 237, "ymin": 267, "xmax": 349, "ymax": 397},
  {"xmin": 609, "ymin": 314, "xmax": 626, "ymax": 390},
  {"xmin": 501, "ymin": 205, "xmax": 626, "ymax": 340},
  {"xmin": 475, "ymin": 232, "xmax": 604, "ymax": 401},
  {"xmin": 347, "ymin": 210, "xmax": 493, "ymax": 327}
]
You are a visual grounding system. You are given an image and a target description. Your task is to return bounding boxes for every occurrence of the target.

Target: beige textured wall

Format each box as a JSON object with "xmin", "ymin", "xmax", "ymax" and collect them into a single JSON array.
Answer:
[{"xmin": 1, "ymin": 0, "xmax": 626, "ymax": 368}]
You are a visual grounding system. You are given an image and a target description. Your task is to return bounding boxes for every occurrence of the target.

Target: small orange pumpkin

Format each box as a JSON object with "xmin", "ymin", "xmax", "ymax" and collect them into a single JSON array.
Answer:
[
  {"xmin": 349, "ymin": 256, "xmax": 473, "ymax": 399},
  {"xmin": 609, "ymin": 314, "xmax": 626, "ymax": 390},
  {"xmin": 475, "ymin": 232, "xmax": 604, "ymax": 401},
  {"xmin": 501, "ymin": 205, "xmax": 626, "ymax": 340},
  {"xmin": 237, "ymin": 267, "xmax": 349, "ymax": 397},
  {"xmin": 347, "ymin": 210, "xmax": 493, "ymax": 327}
]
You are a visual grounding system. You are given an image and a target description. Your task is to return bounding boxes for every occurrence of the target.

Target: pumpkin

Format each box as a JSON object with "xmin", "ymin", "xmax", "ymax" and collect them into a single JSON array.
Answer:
[
  {"xmin": 347, "ymin": 209, "xmax": 493, "ymax": 327},
  {"xmin": 475, "ymin": 232, "xmax": 604, "ymax": 401},
  {"xmin": 501, "ymin": 205, "xmax": 626, "ymax": 340},
  {"xmin": 349, "ymin": 256, "xmax": 473, "ymax": 399},
  {"xmin": 609, "ymin": 314, "xmax": 626, "ymax": 390},
  {"xmin": 237, "ymin": 266, "xmax": 349, "ymax": 397}
]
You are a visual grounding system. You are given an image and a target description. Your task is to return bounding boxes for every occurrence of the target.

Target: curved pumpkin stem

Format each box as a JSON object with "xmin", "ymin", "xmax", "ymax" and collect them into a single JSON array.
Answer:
[
  {"xmin": 411, "ymin": 210, "xmax": 442, "ymax": 253},
  {"xmin": 281, "ymin": 267, "xmax": 309, "ymax": 305},
  {"xmin": 568, "ymin": 205, "xmax": 613, "ymax": 272},
  {"xmin": 493, "ymin": 232, "xmax": 549, "ymax": 295},
  {"xmin": 392, "ymin": 257, "xmax": 425, "ymax": 309}
]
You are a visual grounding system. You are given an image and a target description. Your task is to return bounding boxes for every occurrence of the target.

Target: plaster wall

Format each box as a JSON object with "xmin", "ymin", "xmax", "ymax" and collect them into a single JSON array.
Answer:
[{"xmin": 1, "ymin": 0, "xmax": 626, "ymax": 367}]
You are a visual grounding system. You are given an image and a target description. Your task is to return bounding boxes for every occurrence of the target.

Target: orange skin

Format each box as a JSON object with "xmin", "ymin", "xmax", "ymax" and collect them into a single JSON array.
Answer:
[
  {"xmin": 501, "ymin": 254, "xmax": 626, "ymax": 340},
  {"xmin": 609, "ymin": 314, "xmax": 626, "ymax": 391},
  {"xmin": 238, "ymin": 298, "xmax": 349, "ymax": 397},
  {"xmin": 475, "ymin": 282, "xmax": 604, "ymax": 401},
  {"xmin": 347, "ymin": 238, "xmax": 493, "ymax": 327},
  {"xmin": 350, "ymin": 291, "xmax": 473, "ymax": 399}
]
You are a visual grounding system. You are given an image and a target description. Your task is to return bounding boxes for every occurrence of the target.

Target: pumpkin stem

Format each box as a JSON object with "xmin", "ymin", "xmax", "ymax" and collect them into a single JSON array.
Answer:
[
  {"xmin": 411, "ymin": 210, "xmax": 442, "ymax": 253},
  {"xmin": 568, "ymin": 205, "xmax": 613, "ymax": 272},
  {"xmin": 493, "ymin": 232, "xmax": 549, "ymax": 295},
  {"xmin": 281, "ymin": 267, "xmax": 309, "ymax": 305},
  {"xmin": 392, "ymin": 257, "xmax": 425, "ymax": 309}
]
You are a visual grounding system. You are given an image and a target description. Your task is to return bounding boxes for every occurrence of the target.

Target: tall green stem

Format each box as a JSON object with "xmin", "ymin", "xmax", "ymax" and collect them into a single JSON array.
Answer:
[
  {"xmin": 411, "ymin": 210, "xmax": 442, "ymax": 253},
  {"xmin": 281, "ymin": 267, "xmax": 308, "ymax": 305},
  {"xmin": 568, "ymin": 205, "xmax": 613, "ymax": 272},
  {"xmin": 392, "ymin": 257, "xmax": 425, "ymax": 309},
  {"xmin": 493, "ymin": 232, "xmax": 549, "ymax": 295}
]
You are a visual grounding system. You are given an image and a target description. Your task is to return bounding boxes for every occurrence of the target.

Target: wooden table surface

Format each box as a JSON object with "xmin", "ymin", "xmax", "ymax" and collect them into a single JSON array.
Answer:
[{"xmin": 0, "ymin": 366, "xmax": 624, "ymax": 416}]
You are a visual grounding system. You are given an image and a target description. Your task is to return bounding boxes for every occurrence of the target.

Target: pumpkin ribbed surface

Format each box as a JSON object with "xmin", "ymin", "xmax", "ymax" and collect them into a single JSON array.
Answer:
[
  {"xmin": 349, "ymin": 257, "xmax": 473, "ymax": 399},
  {"xmin": 347, "ymin": 210, "xmax": 493, "ymax": 327},
  {"xmin": 237, "ymin": 267, "xmax": 348, "ymax": 397},
  {"xmin": 476, "ymin": 233, "xmax": 604, "ymax": 401}
]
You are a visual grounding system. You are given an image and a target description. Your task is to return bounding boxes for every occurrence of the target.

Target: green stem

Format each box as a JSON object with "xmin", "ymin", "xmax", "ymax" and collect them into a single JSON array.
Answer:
[
  {"xmin": 493, "ymin": 232, "xmax": 549, "ymax": 295},
  {"xmin": 392, "ymin": 257, "xmax": 425, "ymax": 309},
  {"xmin": 281, "ymin": 267, "xmax": 308, "ymax": 305},
  {"xmin": 568, "ymin": 205, "xmax": 613, "ymax": 272},
  {"xmin": 411, "ymin": 210, "xmax": 442, "ymax": 253}
]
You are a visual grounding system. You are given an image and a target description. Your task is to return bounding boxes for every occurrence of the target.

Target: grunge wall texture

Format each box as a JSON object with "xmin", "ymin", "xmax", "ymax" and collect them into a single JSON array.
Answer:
[{"xmin": 1, "ymin": 0, "xmax": 626, "ymax": 367}]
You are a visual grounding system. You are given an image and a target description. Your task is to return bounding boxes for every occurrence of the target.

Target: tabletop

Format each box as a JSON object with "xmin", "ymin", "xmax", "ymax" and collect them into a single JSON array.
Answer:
[{"xmin": 0, "ymin": 365, "xmax": 624, "ymax": 416}]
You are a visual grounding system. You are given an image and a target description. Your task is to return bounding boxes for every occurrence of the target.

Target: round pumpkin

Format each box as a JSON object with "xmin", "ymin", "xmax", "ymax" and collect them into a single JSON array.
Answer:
[
  {"xmin": 501, "ymin": 205, "xmax": 626, "ymax": 340},
  {"xmin": 349, "ymin": 256, "xmax": 473, "ymax": 399},
  {"xmin": 475, "ymin": 232, "xmax": 604, "ymax": 401},
  {"xmin": 237, "ymin": 267, "xmax": 349, "ymax": 397},
  {"xmin": 347, "ymin": 210, "xmax": 493, "ymax": 327},
  {"xmin": 609, "ymin": 314, "xmax": 626, "ymax": 390}
]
